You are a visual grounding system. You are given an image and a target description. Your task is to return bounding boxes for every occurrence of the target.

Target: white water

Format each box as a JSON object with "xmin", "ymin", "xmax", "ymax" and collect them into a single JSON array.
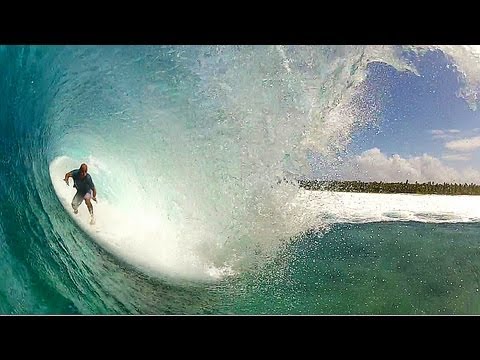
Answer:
[
  {"xmin": 50, "ymin": 156, "xmax": 480, "ymax": 282},
  {"xmin": 49, "ymin": 156, "xmax": 234, "ymax": 281},
  {"xmin": 300, "ymin": 190, "xmax": 480, "ymax": 224}
]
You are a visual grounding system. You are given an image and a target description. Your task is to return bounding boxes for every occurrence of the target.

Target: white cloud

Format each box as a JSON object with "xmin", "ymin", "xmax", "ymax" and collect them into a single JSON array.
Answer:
[
  {"xmin": 445, "ymin": 136, "xmax": 480, "ymax": 152},
  {"xmin": 432, "ymin": 134, "xmax": 450, "ymax": 140},
  {"xmin": 429, "ymin": 129, "xmax": 461, "ymax": 140},
  {"xmin": 341, "ymin": 147, "xmax": 480, "ymax": 183},
  {"xmin": 442, "ymin": 153, "xmax": 472, "ymax": 161}
]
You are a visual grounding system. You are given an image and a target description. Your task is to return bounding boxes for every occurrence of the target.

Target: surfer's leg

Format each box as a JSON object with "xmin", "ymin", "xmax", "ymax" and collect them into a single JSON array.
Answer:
[
  {"xmin": 84, "ymin": 191, "xmax": 95, "ymax": 225},
  {"xmin": 71, "ymin": 192, "xmax": 83, "ymax": 214},
  {"xmin": 84, "ymin": 190, "xmax": 94, "ymax": 216}
]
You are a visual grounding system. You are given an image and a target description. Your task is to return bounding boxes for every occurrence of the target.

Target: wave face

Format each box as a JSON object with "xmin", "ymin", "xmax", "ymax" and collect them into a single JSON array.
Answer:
[{"xmin": 1, "ymin": 45, "xmax": 480, "ymax": 303}]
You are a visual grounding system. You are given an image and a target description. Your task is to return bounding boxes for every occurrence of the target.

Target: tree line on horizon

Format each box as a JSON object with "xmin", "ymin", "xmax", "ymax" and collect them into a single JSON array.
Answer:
[{"xmin": 297, "ymin": 179, "xmax": 480, "ymax": 195}]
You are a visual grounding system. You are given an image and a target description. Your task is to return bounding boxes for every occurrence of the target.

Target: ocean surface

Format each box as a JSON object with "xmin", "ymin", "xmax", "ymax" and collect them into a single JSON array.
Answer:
[{"xmin": 1, "ymin": 45, "xmax": 479, "ymax": 314}]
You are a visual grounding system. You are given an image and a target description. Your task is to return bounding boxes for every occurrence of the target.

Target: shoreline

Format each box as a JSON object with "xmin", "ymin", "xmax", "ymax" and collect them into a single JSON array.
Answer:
[{"xmin": 298, "ymin": 180, "xmax": 480, "ymax": 196}]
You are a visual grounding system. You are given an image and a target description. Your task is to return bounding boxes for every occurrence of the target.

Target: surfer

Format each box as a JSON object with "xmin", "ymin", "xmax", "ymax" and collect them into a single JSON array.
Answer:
[{"xmin": 63, "ymin": 163, "xmax": 97, "ymax": 224}]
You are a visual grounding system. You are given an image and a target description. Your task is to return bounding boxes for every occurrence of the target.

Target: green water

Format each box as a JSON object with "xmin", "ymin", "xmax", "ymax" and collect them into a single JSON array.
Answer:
[
  {"xmin": 2, "ymin": 220, "xmax": 479, "ymax": 314},
  {"xmin": 223, "ymin": 222, "xmax": 480, "ymax": 314}
]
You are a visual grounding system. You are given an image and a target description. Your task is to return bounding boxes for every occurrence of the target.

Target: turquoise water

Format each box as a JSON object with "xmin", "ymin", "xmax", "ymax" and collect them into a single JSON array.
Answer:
[
  {"xmin": 225, "ymin": 222, "xmax": 480, "ymax": 314},
  {"xmin": 2, "ymin": 216, "xmax": 479, "ymax": 314}
]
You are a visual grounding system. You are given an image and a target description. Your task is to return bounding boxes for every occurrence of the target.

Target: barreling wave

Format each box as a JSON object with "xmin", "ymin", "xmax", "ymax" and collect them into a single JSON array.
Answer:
[{"xmin": 1, "ymin": 45, "xmax": 479, "ymax": 286}]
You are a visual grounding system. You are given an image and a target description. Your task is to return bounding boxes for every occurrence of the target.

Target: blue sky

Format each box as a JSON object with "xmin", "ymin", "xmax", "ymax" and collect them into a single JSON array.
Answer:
[{"xmin": 338, "ymin": 49, "xmax": 480, "ymax": 183}]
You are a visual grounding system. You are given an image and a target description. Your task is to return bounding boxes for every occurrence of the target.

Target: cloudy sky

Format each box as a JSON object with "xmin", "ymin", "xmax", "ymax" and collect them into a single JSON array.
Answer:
[{"xmin": 331, "ymin": 49, "xmax": 480, "ymax": 184}]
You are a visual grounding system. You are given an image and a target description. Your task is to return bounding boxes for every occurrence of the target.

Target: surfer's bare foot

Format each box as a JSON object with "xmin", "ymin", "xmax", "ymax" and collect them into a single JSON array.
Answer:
[
  {"xmin": 90, "ymin": 216, "xmax": 95, "ymax": 225},
  {"xmin": 74, "ymin": 209, "xmax": 78, "ymax": 214}
]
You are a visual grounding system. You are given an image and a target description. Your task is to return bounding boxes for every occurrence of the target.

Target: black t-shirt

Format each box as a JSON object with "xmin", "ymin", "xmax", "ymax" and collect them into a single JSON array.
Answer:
[{"xmin": 70, "ymin": 169, "xmax": 95, "ymax": 194}]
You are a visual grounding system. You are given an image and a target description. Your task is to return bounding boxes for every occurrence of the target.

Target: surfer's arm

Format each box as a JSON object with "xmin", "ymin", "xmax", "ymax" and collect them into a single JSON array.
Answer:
[
  {"xmin": 64, "ymin": 171, "xmax": 72, "ymax": 185},
  {"xmin": 88, "ymin": 176, "xmax": 97, "ymax": 201}
]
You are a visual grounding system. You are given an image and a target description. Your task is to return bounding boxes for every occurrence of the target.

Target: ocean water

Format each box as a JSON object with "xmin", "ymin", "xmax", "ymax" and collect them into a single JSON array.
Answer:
[{"xmin": 1, "ymin": 45, "xmax": 479, "ymax": 314}]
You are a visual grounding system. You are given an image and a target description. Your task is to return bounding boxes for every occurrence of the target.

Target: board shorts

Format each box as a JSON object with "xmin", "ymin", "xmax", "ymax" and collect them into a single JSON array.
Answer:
[{"xmin": 71, "ymin": 189, "xmax": 93, "ymax": 210}]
